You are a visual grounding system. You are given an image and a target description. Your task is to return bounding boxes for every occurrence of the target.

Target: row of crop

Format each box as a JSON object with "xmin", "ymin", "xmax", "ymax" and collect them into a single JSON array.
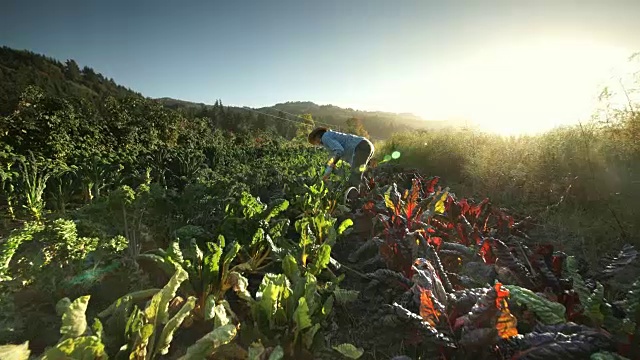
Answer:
[{"xmin": 340, "ymin": 164, "xmax": 640, "ymax": 359}]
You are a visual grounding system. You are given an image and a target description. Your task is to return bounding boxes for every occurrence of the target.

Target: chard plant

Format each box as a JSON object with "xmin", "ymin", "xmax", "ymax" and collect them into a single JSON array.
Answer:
[
  {"xmin": 99, "ymin": 266, "xmax": 238, "ymax": 359},
  {"xmin": 219, "ymin": 191, "xmax": 291, "ymax": 272},
  {"xmin": 138, "ymin": 235, "xmax": 251, "ymax": 325},
  {"xmin": 243, "ymin": 254, "xmax": 357, "ymax": 359}
]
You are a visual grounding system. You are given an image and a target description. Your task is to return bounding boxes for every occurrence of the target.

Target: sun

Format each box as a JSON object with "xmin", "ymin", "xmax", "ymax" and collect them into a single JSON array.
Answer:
[{"xmin": 415, "ymin": 38, "xmax": 632, "ymax": 136}]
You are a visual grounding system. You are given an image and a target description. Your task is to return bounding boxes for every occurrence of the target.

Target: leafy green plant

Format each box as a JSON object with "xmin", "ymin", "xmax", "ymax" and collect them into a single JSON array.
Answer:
[
  {"xmin": 98, "ymin": 266, "xmax": 239, "ymax": 359},
  {"xmin": 244, "ymin": 254, "xmax": 339, "ymax": 359},
  {"xmin": 0, "ymin": 221, "xmax": 43, "ymax": 281},
  {"xmin": 503, "ymin": 285, "xmax": 567, "ymax": 325},
  {"xmin": 138, "ymin": 236, "xmax": 251, "ymax": 324},
  {"xmin": 15, "ymin": 151, "xmax": 60, "ymax": 221},
  {"xmin": 108, "ymin": 183, "xmax": 152, "ymax": 258},
  {"xmin": 0, "ymin": 341, "xmax": 30, "ymax": 360},
  {"xmin": 42, "ymin": 295, "xmax": 108, "ymax": 359},
  {"xmin": 289, "ymin": 212, "xmax": 352, "ymax": 277},
  {"xmin": 0, "ymin": 145, "xmax": 18, "ymax": 221},
  {"xmin": 220, "ymin": 191, "xmax": 291, "ymax": 272}
]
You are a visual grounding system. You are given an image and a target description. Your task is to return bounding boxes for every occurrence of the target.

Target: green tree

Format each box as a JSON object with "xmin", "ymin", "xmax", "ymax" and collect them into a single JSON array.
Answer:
[
  {"xmin": 346, "ymin": 117, "xmax": 369, "ymax": 138},
  {"xmin": 64, "ymin": 59, "xmax": 81, "ymax": 81},
  {"xmin": 295, "ymin": 113, "xmax": 315, "ymax": 140}
]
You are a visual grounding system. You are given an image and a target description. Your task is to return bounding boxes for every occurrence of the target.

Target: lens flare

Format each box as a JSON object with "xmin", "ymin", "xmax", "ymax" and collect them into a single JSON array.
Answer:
[{"xmin": 392, "ymin": 151, "xmax": 401, "ymax": 159}]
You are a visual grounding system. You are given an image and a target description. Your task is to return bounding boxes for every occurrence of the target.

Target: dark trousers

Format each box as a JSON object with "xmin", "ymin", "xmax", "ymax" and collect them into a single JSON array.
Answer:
[{"xmin": 348, "ymin": 139, "xmax": 374, "ymax": 189}]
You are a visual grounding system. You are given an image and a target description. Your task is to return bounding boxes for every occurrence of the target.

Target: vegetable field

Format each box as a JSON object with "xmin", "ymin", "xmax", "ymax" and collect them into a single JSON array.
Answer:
[{"xmin": 0, "ymin": 86, "xmax": 639, "ymax": 360}]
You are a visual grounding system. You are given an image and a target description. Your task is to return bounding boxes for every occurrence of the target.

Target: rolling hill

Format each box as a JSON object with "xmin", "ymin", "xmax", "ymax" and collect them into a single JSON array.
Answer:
[{"xmin": 1, "ymin": 45, "xmax": 469, "ymax": 139}]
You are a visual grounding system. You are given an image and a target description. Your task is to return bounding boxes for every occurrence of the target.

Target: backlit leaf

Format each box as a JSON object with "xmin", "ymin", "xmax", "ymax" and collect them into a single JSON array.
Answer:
[
  {"xmin": 177, "ymin": 324, "xmax": 237, "ymax": 360},
  {"xmin": 293, "ymin": 297, "xmax": 312, "ymax": 336},
  {"xmin": 337, "ymin": 219, "xmax": 353, "ymax": 235},
  {"xmin": 60, "ymin": 295, "xmax": 90, "ymax": 340},
  {"xmin": 309, "ymin": 243, "xmax": 331, "ymax": 275},
  {"xmin": 0, "ymin": 342, "xmax": 30, "ymax": 360},
  {"xmin": 419, "ymin": 288, "xmax": 441, "ymax": 327},
  {"xmin": 268, "ymin": 345, "xmax": 284, "ymax": 360},
  {"xmin": 434, "ymin": 189, "xmax": 449, "ymax": 214},
  {"xmin": 154, "ymin": 296, "xmax": 197, "ymax": 356},
  {"xmin": 41, "ymin": 336, "xmax": 107, "ymax": 360},
  {"xmin": 496, "ymin": 303, "xmax": 518, "ymax": 339},
  {"xmin": 504, "ymin": 285, "xmax": 566, "ymax": 325},
  {"xmin": 332, "ymin": 343, "xmax": 364, "ymax": 359}
]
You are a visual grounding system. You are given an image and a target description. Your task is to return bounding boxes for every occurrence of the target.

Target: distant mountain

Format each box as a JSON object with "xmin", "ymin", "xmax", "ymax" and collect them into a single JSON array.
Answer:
[
  {"xmin": 0, "ymin": 45, "xmax": 468, "ymax": 139},
  {"xmin": 261, "ymin": 101, "xmax": 465, "ymax": 139},
  {"xmin": 158, "ymin": 98, "xmax": 467, "ymax": 140}
]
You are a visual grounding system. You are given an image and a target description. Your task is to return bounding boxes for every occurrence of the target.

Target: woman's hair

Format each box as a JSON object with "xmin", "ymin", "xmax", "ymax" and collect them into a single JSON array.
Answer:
[{"xmin": 308, "ymin": 126, "xmax": 329, "ymax": 143}]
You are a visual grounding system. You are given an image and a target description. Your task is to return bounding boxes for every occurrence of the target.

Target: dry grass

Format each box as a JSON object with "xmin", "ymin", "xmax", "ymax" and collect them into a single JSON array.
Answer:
[{"xmin": 374, "ymin": 113, "xmax": 640, "ymax": 261}]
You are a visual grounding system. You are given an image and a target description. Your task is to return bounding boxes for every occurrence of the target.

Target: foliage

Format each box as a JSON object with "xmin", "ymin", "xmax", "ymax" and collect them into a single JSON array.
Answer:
[
  {"xmin": 0, "ymin": 341, "xmax": 30, "ymax": 360},
  {"xmin": 243, "ymin": 255, "xmax": 345, "ymax": 358},
  {"xmin": 347, "ymin": 169, "xmax": 639, "ymax": 359},
  {"xmin": 1, "ymin": 46, "xmax": 639, "ymax": 360},
  {"xmin": 219, "ymin": 191, "xmax": 291, "ymax": 272},
  {"xmin": 177, "ymin": 324, "xmax": 238, "ymax": 360},
  {"xmin": 138, "ymin": 236, "xmax": 251, "ymax": 324},
  {"xmin": 41, "ymin": 295, "xmax": 108, "ymax": 359}
]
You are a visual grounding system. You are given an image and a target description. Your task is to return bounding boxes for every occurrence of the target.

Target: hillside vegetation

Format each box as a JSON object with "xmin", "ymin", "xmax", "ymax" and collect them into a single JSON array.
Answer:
[
  {"xmin": 0, "ymin": 47, "xmax": 639, "ymax": 360},
  {"xmin": 375, "ymin": 108, "xmax": 640, "ymax": 262}
]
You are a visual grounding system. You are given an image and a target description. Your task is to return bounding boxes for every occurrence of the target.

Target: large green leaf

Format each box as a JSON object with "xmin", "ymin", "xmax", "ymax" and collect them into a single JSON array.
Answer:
[
  {"xmin": 92, "ymin": 319, "xmax": 104, "ymax": 341},
  {"xmin": 41, "ymin": 336, "xmax": 107, "ymax": 360},
  {"xmin": 255, "ymin": 274, "xmax": 288, "ymax": 318},
  {"xmin": 154, "ymin": 296, "xmax": 197, "ymax": 357},
  {"xmin": 332, "ymin": 343, "xmax": 364, "ymax": 359},
  {"xmin": 60, "ymin": 295, "xmax": 90, "ymax": 340},
  {"xmin": 264, "ymin": 199, "xmax": 289, "ymax": 222},
  {"xmin": 282, "ymin": 254, "xmax": 300, "ymax": 283},
  {"xmin": 167, "ymin": 241, "xmax": 184, "ymax": 264},
  {"xmin": 55, "ymin": 298, "xmax": 71, "ymax": 317},
  {"xmin": 585, "ymin": 281, "xmax": 605, "ymax": 325},
  {"xmin": 204, "ymin": 295, "xmax": 217, "ymax": 321},
  {"xmin": 566, "ymin": 256, "xmax": 590, "ymax": 305},
  {"xmin": 293, "ymin": 297, "xmax": 312, "ymax": 344},
  {"xmin": 308, "ymin": 243, "xmax": 331, "ymax": 275},
  {"xmin": 145, "ymin": 266, "xmax": 188, "ymax": 325},
  {"xmin": 503, "ymin": 285, "xmax": 566, "ymax": 324},
  {"xmin": 0, "ymin": 342, "xmax": 30, "ymax": 360},
  {"xmin": 130, "ymin": 324, "xmax": 154, "ymax": 359},
  {"xmin": 321, "ymin": 295, "xmax": 334, "ymax": 318},
  {"xmin": 142, "ymin": 266, "xmax": 188, "ymax": 359},
  {"xmin": 267, "ymin": 345, "xmax": 284, "ymax": 360},
  {"xmin": 98, "ymin": 289, "xmax": 160, "ymax": 318},
  {"xmin": 136, "ymin": 253, "xmax": 176, "ymax": 277},
  {"xmin": 251, "ymin": 228, "xmax": 265, "ymax": 247},
  {"xmin": 222, "ymin": 242, "xmax": 241, "ymax": 276},
  {"xmin": 302, "ymin": 323, "xmax": 321, "ymax": 349},
  {"xmin": 213, "ymin": 302, "xmax": 230, "ymax": 328},
  {"xmin": 337, "ymin": 219, "xmax": 353, "ymax": 235},
  {"xmin": 177, "ymin": 324, "xmax": 237, "ymax": 360},
  {"xmin": 228, "ymin": 271, "xmax": 252, "ymax": 302},
  {"xmin": 204, "ymin": 241, "xmax": 223, "ymax": 292},
  {"xmin": 334, "ymin": 289, "xmax": 360, "ymax": 305},
  {"xmin": 248, "ymin": 342, "xmax": 265, "ymax": 360},
  {"xmin": 621, "ymin": 279, "xmax": 640, "ymax": 331}
]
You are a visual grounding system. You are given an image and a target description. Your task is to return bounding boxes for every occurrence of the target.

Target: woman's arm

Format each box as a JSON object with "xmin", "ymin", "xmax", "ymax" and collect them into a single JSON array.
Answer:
[
  {"xmin": 321, "ymin": 134, "xmax": 344, "ymax": 179},
  {"xmin": 322, "ymin": 135, "xmax": 344, "ymax": 159}
]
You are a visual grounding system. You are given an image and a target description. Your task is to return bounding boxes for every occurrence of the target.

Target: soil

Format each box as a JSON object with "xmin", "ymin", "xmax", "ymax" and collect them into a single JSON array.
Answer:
[{"xmin": 328, "ymin": 212, "xmax": 417, "ymax": 360}]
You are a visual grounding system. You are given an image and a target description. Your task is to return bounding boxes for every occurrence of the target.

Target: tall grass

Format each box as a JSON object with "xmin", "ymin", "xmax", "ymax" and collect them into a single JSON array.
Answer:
[{"xmin": 375, "ymin": 112, "xmax": 640, "ymax": 261}]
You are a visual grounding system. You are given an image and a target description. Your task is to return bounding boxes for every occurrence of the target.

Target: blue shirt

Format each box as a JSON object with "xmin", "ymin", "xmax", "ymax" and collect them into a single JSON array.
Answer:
[{"xmin": 320, "ymin": 130, "xmax": 372, "ymax": 176}]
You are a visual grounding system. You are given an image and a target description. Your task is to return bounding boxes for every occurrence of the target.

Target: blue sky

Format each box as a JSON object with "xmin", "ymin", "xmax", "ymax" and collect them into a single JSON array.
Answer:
[{"xmin": 2, "ymin": 0, "xmax": 640, "ymax": 134}]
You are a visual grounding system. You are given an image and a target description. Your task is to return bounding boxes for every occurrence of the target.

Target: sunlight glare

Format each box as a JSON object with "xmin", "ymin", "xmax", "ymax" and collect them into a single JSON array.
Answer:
[{"xmin": 415, "ymin": 39, "xmax": 631, "ymax": 136}]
